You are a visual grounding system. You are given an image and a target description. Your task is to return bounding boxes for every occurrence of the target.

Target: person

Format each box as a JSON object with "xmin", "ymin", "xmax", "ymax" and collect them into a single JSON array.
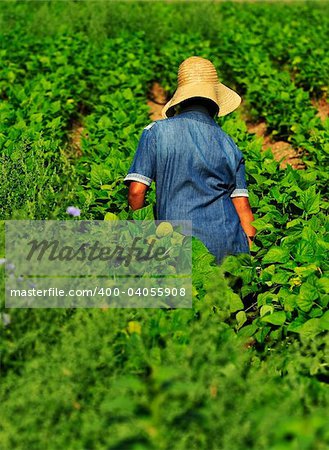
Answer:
[{"xmin": 123, "ymin": 56, "xmax": 256, "ymax": 264}]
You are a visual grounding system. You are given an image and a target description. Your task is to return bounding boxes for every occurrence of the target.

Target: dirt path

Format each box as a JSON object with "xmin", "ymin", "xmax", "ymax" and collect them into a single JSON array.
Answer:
[
  {"xmin": 311, "ymin": 95, "xmax": 329, "ymax": 122},
  {"xmin": 239, "ymin": 102, "xmax": 306, "ymax": 170},
  {"xmin": 242, "ymin": 95, "xmax": 328, "ymax": 170},
  {"xmin": 244, "ymin": 119, "xmax": 305, "ymax": 170},
  {"xmin": 147, "ymin": 82, "xmax": 168, "ymax": 120},
  {"xmin": 66, "ymin": 119, "xmax": 85, "ymax": 158}
]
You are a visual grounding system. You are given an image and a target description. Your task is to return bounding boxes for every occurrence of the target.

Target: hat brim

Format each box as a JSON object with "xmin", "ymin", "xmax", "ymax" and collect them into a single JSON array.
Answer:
[{"xmin": 161, "ymin": 81, "xmax": 241, "ymax": 119}]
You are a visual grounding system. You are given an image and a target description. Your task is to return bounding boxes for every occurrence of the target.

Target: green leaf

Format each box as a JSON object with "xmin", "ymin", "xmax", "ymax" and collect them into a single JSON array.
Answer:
[
  {"xmin": 317, "ymin": 278, "xmax": 329, "ymax": 293},
  {"xmin": 90, "ymin": 165, "xmax": 112, "ymax": 187},
  {"xmin": 132, "ymin": 204, "xmax": 154, "ymax": 220},
  {"xmin": 251, "ymin": 218, "xmax": 275, "ymax": 231},
  {"xmin": 236, "ymin": 311, "xmax": 247, "ymax": 329},
  {"xmin": 294, "ymin": 264, "xmax": 318, "ymax": 278},
  {"xmin": 261, "ymin": 311, "xmax": 286, "ymax": 326},
  {"xmin": 260, "ymin": 304, "xmax": 274, "ymax": 317},
  {"xmin": 310, "ymin": 308, "xmax": 323, "ymax": 318},
  {"xmin": 240, "ymin": 267, "xmax": 253, "ymax": 284},
  {"xmin": 263, "ymin": 247, "xmax": 290, "ymax": 264},
  {"xmin": 270, "ymin": 327, "xmax": 283, "ymax": 341},
  {"xmin": 296, "ymin": 283, "xmax": 318, "ymax": 312},
  {"xmin": 298, "ymin": 318, "xmax": 322, "ymax": 339},
  {"xmin": 318, "ymin": 294, "xmax": 329, "ymax": 309},
  {"xmin": 98, "ymin": 115, "xmax": 111, "ymax": 128},
  {"xmin": 104, "ymin": 212, "xmax": 119, "ymax": 221},
  {"xmin": 220, "ymin": 255, "xmax": 242, "ymax": 276},
  {"xmin": 299, "ymin": 186, "xmax": 320, "ymax": 215},
  {"xmin": 260, "ymin": 264, "xmax": 276, "ymax": 282},
  {"xmin": 31, "ymin": 113, "xmax": 43, "ymax": 123},
  {"xmin": 257, "ymin": 291, "xmax": 278, "ymax": 307},
  {"xmin": 319, "ymin": 311, "xmax": 329, "ymax": 331},
  {"xmin": 282, "ymin": 294, "xmax": 297, "ymax": 312},
  {"xmin": 272, "ymin": 270, "xmax": 291, "ymax": 285},
  {"xmin": 48, "ymin": 116, "xmax": 61, "ymax": 129},
  {"xmin": 286, "ymin": 218, "xmax": 303, "ymax": 229},
  {"xmin": 123, "ymin": 88, "xmax": 133, "ymax": 100},
  {"xmin": 295, "ymin": 240, "xmax": 316, "ymax": 263},
  {"xmin": 255, "ymin": 326, "xmax": 271, "ymax": 344},
  {"xmin": 287, "ymin": 317, "xmax": 305, "ymax": 333},
  {"xmin": 238, "ymin": 323, "xmax": 258, "ymax": 338},
  {"xmin": 228, "ymin": 291, "xmax": 244, "ymax": 313}
]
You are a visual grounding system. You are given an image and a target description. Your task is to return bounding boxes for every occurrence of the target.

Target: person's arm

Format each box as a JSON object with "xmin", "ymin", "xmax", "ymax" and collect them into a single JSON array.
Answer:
[
  {"xmin": 127, "ymin": 181, "xmax": 149, "ymax": 210},
  {"xmin": 229, "ymin": 140, "xmax": 256, "ymax": 248},
  {"xmin": 123, "ymin": 122, "xmax": 156, "ymax": 211},
  {"xmin": 231, "ymin": 197, "xmax": 256, "ymax": 247}
]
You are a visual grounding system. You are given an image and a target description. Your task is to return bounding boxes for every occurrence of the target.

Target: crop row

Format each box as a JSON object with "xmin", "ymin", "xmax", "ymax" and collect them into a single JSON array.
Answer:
[{"xmin": 1, "ymin": 14, "xmax": 328, "ymax": 342}]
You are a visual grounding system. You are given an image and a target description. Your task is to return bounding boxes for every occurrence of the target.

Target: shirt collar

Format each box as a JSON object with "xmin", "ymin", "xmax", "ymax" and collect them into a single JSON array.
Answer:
[
  {"xmin": 177, "ymin": 103, "xmax": 215, "ymax": 123},
  {"xmin": 179, "ymin": 104, "xmax": 211, "ymax": 115}
]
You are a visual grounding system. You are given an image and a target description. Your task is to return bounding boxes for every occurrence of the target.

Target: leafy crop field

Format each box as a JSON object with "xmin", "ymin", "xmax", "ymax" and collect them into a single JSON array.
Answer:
[{"xmin": 1, "ymin": 1, "xmax": 329, "ymax": 449}]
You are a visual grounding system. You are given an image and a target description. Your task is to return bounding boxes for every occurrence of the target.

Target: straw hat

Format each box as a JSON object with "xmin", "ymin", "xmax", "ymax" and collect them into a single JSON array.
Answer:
[{"xmin": 161, "ymin": 56, "xmax": 242, "ymax": 119}]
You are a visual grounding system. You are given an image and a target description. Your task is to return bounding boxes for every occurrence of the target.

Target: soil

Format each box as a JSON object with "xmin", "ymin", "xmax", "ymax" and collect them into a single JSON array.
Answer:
[
  {"xmin": 240, "ymin": 103, "xmax": 305, "ymax": 170},
  {"xmin": 66, "ymin": 119, "xmax": 86, "ymax": 158},
  {"xmin": 244, "ymin": 95, "xmax": 328, "ymax": 170},
  {"xmin": 246, "ymin": 119, "xmax": 305, "ymax": 170},
  {"xmin": 311, "ymin": 95, "xmax": 329, "ymax": 122},
  {"xmin": 147, "ymin": 81, "xmax": 168, "ymax": 121}
]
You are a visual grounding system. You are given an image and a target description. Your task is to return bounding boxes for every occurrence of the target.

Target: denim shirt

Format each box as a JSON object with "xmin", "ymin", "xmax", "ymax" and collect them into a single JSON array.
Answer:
[{"xmin": 124, "ymin": 104, "xmax": 250, "ymax": 263}]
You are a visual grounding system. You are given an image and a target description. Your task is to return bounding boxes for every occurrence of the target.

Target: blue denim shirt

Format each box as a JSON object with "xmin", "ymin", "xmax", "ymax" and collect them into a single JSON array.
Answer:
[{"xmin": 124, "ymin": 104, "xmax": 250, "ymax": 263}]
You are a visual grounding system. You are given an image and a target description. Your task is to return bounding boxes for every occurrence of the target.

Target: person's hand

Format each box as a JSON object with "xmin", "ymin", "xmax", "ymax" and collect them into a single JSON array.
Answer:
[{"xmin": 247, "ymin": 235, "xmax": 255, "ymax": 249}]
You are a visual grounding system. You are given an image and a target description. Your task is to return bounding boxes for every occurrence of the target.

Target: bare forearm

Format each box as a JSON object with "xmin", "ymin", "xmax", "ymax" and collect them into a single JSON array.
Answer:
[
  {"xmin": 127, "ymin": 181, "xmax": 148, "ymax": 210},
  {"xmin": 128, "ymin": 193, "xmax": 145, "ymax": 210},
  {"xmin": 232, "ymin": 197, "xmax": 256, "ymax": 246},
  {"xmin": 239, "ymin": 209, "xmax": 256, "ymax": 237}
]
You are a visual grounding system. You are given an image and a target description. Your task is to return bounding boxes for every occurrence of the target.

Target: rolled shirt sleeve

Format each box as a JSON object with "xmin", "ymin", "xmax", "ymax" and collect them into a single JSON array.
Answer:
[
  {"xmin": 230, "ymin": 155, "xmax": 249, "ymax": 198},
  {"xmin": 227, "ymin": 137, "xmax": 249, "ymax": 198},
  {"xmin": 124, "ymin": 123, "xmax": 156, "ymax": 187}
]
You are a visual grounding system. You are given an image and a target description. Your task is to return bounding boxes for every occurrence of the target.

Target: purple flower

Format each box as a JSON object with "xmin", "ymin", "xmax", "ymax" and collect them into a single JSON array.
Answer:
[{"xmin": 66, "ymin": 206, "xmax": 81, "ymax": 217}]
